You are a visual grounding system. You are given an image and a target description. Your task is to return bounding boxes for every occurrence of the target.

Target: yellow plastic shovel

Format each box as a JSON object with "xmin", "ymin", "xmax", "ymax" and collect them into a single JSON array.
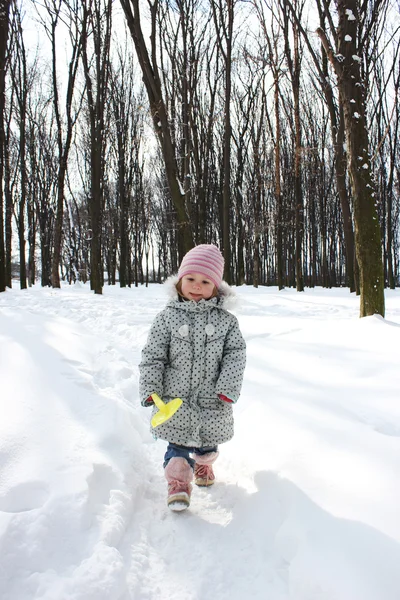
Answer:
[{"xmin": 150, "ymin": 393, "xmax": 183, "ymax": 428}]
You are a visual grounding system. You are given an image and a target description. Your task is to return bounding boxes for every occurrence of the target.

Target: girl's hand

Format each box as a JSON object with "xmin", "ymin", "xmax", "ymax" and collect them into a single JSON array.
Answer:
[{"xmin": 218, "ymin": 394, "xmax": 233, "ymax": 403}]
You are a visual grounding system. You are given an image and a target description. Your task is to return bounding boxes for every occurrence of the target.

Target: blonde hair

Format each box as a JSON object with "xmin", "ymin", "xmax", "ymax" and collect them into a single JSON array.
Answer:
[{"xmin": 176, "ymin": 278, "xmax": 218, "ymax": 300}]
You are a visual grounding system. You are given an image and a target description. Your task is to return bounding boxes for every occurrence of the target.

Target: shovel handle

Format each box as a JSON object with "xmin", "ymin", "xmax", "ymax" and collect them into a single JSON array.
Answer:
[{"xmin": 151, "ymin": 393, "xmax": 165, "ymax": 410}]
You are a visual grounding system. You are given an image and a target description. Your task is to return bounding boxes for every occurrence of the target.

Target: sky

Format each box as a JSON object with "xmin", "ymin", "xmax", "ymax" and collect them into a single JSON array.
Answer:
[{"xmin": 0, "ymin": 282, "xmax": 400, "ymax": 600}]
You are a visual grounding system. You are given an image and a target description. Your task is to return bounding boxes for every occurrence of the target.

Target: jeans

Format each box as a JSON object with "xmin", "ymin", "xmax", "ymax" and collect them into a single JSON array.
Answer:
[{"xmin": 163, "ymin": 443, "xmax": 218, "ymax": 469}]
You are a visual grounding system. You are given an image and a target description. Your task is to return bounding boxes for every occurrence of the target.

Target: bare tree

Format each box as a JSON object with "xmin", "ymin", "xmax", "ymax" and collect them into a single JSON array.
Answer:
[
  {"xmin": 34, "ymin": 0, "xmax": 84, "ymax": 288},
  {"xmin": 0, "ymin": 0, "xmax": 11, "ymax": 292},
  {"xmin": 157, "ymin": 0, "xmax": 218, "ymax": 247},
  {"xmin": 252, "ymin": 0, "xmax": 286, "ymax": 289},
  {"xmin": 280, "ymin": 0, "xmax": 305, "ymax": 291},
  {"xmin": 9, "ymin": 4, "xmax": 29, "ymax": 289},
  {"xmin": 211, "ymin": 0, "xmax": 235, "ymax": 283},
  {"xmin": 317, "ymin": 0, "xmax": 385, "ymax": 317},
  {"xmin": 4, "ymin": 81, "xmax": 13, "ymax": 287},
  {"xmin": 108, "ymin": 37, "xmax": 148, "ymax": 287},
  {"xmin": 231, "ymin": 52, "xmax": 262, "ymax": 285},
  {"xmin": 368, "ymin": 13, "xmax": 400, "ymax": 291},
  {"xmin": 81, "ymin": 0, "xmax": 112, "ymax": 294},
  {"xmin": 286, "ymin": 0, "xmax": 356, "ymax": 291},
  {"xmin": 26, "ymin": 79, "xmax": 58, "ymax": 287},
  {"xmin": 120, "ymin": 0, "xmax": 193, "ymax": 260}
]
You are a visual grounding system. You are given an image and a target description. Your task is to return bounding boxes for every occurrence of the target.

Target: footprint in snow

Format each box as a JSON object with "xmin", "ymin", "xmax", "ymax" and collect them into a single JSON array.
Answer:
[{"xmin": 0, "ymin": 481, "xmax": 49, "ymax": 513}]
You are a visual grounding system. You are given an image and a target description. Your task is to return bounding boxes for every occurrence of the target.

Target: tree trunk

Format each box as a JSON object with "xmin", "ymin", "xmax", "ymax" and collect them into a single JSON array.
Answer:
[
  {"xmin": 222, "ymin": 1, "xmax": 233, "ymax": 284},
  {"xmin": 12, "ymin": 9, "xmax": 28, "ymax": 290},
  {"xmin": 281, "ymin": 0, "xmax": 304, "ymax": 291},
  {"xmin": 317, "ymin": 0, "xmax": 385, "ymax": 317},
  {"xmin": 27, "ymin": 196, "xmax": 35, "ymax": 285},
  {"xmin": 335, "ymin": 107, "xmax": 356, "ymax": 291},
  {"xmin": 88, "ymin": 146, "xmax": 104, "ymax": 294},
  {"xmin": 0, "ymin": 0, "xmax": 11, "ymax": 292},
  {"xmin": 385, "ymin": 85, "xmax": 398, "ymax": 290},
  {"xmin": 274, "ymin": 75, "xmax": 284, "ymax": 290},
  {"xmin": 52, "ymin": 168, "xmax": 67, "ymax": 287},
  {"xmin": 4, "ymin": 135, "xmax": 12, "ymax": 288}
]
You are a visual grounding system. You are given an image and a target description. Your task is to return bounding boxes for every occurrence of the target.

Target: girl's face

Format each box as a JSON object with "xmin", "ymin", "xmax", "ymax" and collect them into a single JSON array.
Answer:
[{"xmin": 180, "ymin": 273, "xmax": 215, "ymax": 301}]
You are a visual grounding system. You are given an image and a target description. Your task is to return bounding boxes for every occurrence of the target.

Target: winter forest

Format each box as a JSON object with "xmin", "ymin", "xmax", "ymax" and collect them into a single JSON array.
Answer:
[{"xmin": 0, "ymin": 0, "xmax": 399, "ymax": 313}]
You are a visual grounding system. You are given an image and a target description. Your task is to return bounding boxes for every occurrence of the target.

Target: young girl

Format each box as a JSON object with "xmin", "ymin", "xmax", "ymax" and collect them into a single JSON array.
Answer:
[{"xmin": 139, "ymin": 244, "xmax": 246, "ymax": 511}]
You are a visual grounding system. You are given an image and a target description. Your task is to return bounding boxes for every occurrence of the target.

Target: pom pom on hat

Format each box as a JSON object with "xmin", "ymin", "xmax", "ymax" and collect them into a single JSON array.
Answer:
[{"xmin": 178, "ymin": 244, "xmax": 224, "ymax": 289}]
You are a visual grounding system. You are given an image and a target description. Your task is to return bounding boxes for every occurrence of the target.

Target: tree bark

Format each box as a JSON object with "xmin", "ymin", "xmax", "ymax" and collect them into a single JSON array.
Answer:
[
  {"xmin": 0, "ymin": 0, "xmax": 11, "ymax": 292},
  {"xmin": 10, "ymin": 7, "xmax": 28, "ymax": 289},
  {"xmin": 317, "ymin": 0, "xmax": 385, "ymax": 317}
]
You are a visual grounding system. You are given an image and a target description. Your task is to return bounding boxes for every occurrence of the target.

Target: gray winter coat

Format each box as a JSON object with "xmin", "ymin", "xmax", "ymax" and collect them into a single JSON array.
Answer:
[{"xmin": 139, "ymin": 278, "xmax": 246, "ymax": 447}]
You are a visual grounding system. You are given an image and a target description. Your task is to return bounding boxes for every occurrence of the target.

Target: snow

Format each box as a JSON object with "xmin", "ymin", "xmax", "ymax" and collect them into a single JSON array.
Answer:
[
  {"xmin": 334, "ymin": 53, "xmax": 344, "ymax": 62},
  {"xmin": 1, "ymin": 283, "xmax": 400, "ymax": 600},
  {"xmin": 177, "ymin": 177, "xmax": 185, "ymax": 196}
]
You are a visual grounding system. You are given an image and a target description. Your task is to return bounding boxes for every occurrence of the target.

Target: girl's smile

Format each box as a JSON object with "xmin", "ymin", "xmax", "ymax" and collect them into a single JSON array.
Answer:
[{"xmin": 181, "ymin": 273, "xmax": 215, "ymax": 301}]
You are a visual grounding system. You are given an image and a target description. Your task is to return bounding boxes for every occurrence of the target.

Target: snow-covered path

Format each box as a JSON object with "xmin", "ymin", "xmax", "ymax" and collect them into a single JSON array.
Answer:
[{"xmin": 1, "ymin": 283, "xmax": 400, "ymax": 600}]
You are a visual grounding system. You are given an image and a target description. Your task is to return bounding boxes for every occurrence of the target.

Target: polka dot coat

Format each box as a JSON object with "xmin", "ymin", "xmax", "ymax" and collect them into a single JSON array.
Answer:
[{"xmin": 139, "ymin": 278, "xmax": 246, "ymax": 447}]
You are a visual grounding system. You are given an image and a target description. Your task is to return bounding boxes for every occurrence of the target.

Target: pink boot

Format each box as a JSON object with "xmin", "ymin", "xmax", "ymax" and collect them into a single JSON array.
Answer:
[
  {"xmin": 193, "ymin": 451, "xmax": 219, "ymax": 487},
  {"xmin": 164, "ymin": 457, "xmax": 193, "ymax": 511}
]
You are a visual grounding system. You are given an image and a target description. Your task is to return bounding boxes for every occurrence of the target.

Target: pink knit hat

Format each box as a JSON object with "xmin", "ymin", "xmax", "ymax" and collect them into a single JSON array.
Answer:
[{"xmin": 178, "ymin": 244, "xmax": 224, "ymax": 289}]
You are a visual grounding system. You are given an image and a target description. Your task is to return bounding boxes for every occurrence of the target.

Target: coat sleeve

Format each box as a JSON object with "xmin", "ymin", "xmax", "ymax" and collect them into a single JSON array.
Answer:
[
  {"xmin": 215, "ymin": 315, "xmax": 246, "ymax": 403},
  {"xmin": 139, "ymin": 310, "xmax": 171, "ymax": 406}
]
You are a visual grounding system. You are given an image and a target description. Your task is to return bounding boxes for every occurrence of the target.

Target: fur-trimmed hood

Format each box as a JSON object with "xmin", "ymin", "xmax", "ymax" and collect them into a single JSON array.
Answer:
[{"xmin": 164, "ymin": 275, "xmax": 238, "ymax": 311}]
